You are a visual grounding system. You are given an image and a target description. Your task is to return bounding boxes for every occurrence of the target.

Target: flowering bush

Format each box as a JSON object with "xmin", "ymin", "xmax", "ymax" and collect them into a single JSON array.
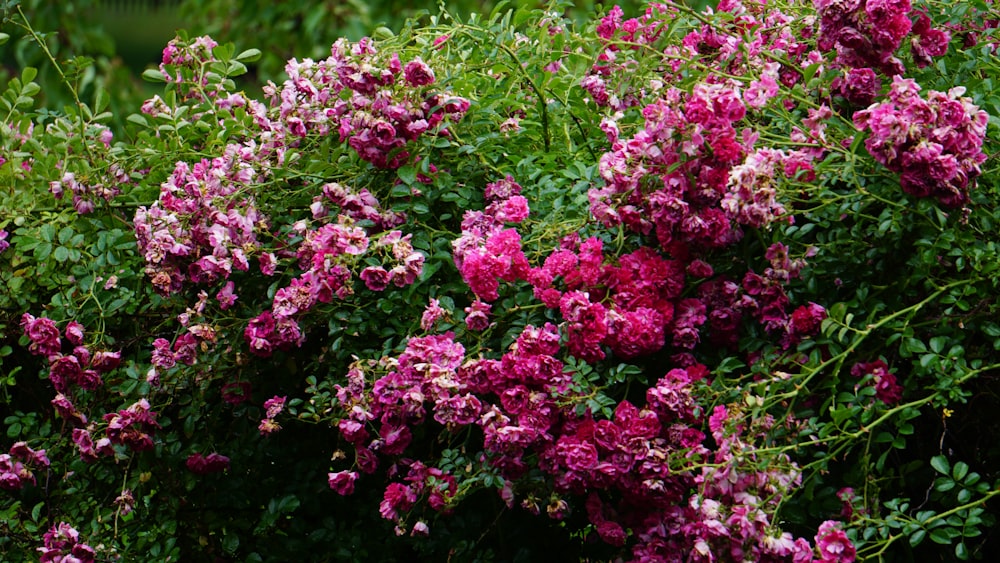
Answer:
[{"xmin": 3, "ymin": 0, "xmax": 1000, "ymax": 561}]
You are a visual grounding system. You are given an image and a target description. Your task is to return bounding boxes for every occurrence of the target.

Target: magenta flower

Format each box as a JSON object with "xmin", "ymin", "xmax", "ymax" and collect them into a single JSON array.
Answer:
[
  {"xmin": 38, "ymin": 522, "xmax": 96, "ymax": 563},
  {"xmin": 815, "ymin": 520, "xmax": 856, "ymax": 562},
  {"xmin": 328, "ymin": 470, "xmax": 359, "ymax": 495},
  {"xmin": 840, "ymin": 67, "xmax": 881, "ymax": 107},
  {"xmin": 64, "ymin": 320, "xmax": 85, "ymax": 345},
  {"xmin": 21, "ymin": 313, "xmax": 62, "ymax": 357},
  {"xmin": 216, "ymin": 281, "xmax": 238, "ymax": 310}
]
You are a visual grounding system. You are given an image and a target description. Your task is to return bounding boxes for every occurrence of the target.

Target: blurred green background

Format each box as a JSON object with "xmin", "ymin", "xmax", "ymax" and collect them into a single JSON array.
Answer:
[{"xmin": 4, "ymin": 0, "xmax": 674, "ymax": 129}]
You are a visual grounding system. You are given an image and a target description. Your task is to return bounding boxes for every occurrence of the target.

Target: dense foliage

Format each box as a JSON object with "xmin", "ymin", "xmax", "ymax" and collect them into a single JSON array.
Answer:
[{"xmin": 2, "ymin": 0, "xmax": 1000, "ymax": 561}]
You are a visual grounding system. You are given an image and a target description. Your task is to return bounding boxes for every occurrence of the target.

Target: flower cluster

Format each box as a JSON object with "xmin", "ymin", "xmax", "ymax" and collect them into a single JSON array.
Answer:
[
  {"xmin": 606, "ymin": 400, "xmax": 820, "ymax": 561},
  {"xmin": 133, "ymin": 146, "xmax": 267, "ymax": 295},
  {"xmin": 588, "ymin": 1, "xmax": 816, "ymax": 114},
  {"xmin": 268, "ymin": 38, "xmax": 470, "ymax": 169},
  {"xmin": 44, "ymin": 124, "xmax": 127, "ymax": 215},
  {"xmin": 21, "ymin": 314, "xmax": 121, "ymax": 394},
  {"xmin": 585, "ymin": 3, "xmax": 675, "ymax": 110},
  {"xmin": 243, "ymin": 216, "xmax": 423, "ymax": 357},
  {"xmin": 0, "ymin": 442, "xmax": 50, "ymax": 491},
  {"xmin": 310, "ymin": 182, "xmax": 406, "ymax": 231},
  {"xmin": 320, "ymin": 317, "xmax": 846, "ymax": 559},
  {"xmin": 69, "ymin": 400, "xmax": 161, "ymax": 462},
  {"xmin": 452, "ymin": 175, "xmax": 531, "ymax": 303},
  {"xmin": 37, "ymin": 522, "xmax": 96, "ymax": 563},
  {"xmin": 0, "ymin": 229, "xmax": 10, "ymax": 253},
  {"xmin": 589, "ymin": 81, "xmax": 753, "ymax": 254},
  {"xmin": 102, "ymin": 399, "xmax": 161, "ymax": 452},
  {"xmin": 814, "ymin": 0, "xmax": 914, "ymax": 75},
  {"xmin": 851, "ymin": 359, "xmax": 902, "ymax": 404},
  {"xmin": 700, "ymin": 243, "xmax": 825, "ymax": 349},
  {"xmin": 259, "ymin": 395, "xmax": 286, "ymax": 435},
  {"xmin": 910, "ymin": 11, "xmax": 951, "ymax": 68},
  {"xmin": 379, "ymin": 461, "xmax": 457, "ymax": 529},
  {"xmin": 854, "ymin": 76, "xmax": 989, "ymax": 207},
  {"xmin": 159, "ymin": 35, "xmax": 222, "ymax": 100}
]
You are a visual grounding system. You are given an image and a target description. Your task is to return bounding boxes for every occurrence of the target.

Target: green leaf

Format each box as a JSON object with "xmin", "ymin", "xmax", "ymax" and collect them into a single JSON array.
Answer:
[
  {"xmin": 930, "ymin": 527, "xmax": 959, "ymax": 545},
  {"xmin": 397, "ymin": 165, "xmax": 417, "ymax": 186},
  {"xmin": 930, "ymin": 455, "xmax": 950, "ymax": 475},
  {"xmin": 142, "ymin": 69, "xmax": 167, "ymax": 83},
  {"xmin": 222, "ymin": 532, "xmax": 240, "ymax": 553},
  {"xmin": 952, "ymin": 461, "xmax": 969, "ymax": 481},
  {"xmin": 909, "ymin": 529, "xmax": 926, "ymax": 547},
  {"xmin": 236, "ymin": 48, "xmax": 262, "ymax": 62}
]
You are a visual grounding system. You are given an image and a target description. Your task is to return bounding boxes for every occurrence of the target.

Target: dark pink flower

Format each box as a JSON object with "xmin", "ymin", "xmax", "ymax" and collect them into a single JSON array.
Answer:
[
  {"xmin": 51, "ymin": 394, "xmax": 88, "ymax": 426},
  {"xmin": 39, "ymin": 522, "xmax": 96, "ymax": 563},
  {"xmin": 360, "ymin": 266, "xmax": 392, "ymax": 291},
  {"xmin": 380, "ymin": 482, "xmax": 417, "ymax": 520},
  {"xmin": 840, "ymin": 68, "xmax": 881, "ymax": 107},
  {"xmin": 186, "ymin": 452, "xmax": 231, "ymax": 475},
  {"xmin": 420, "ymin": 298, "xmax": 447, "ymax": 331},
  {"xmin": 465, "ymin": 299, "xmax": 492, "ymax": 331},
  {"xmin": 221, "ymin": 381, "xmax": 252, "ymax": 404},
  {"xmin": 403, "ymin": 58, "xmax": 435, "ymax": 87},
  {"xmin": 64, "ymin": 321, "xmax": 85, "ymax": 345},
  {"xmin": 328, "ymin": 470, "xmax": 359, "ymax": 495},
  {"xmin": 91, "ymin": 350, "xmax": 121, "ymax": 372},
  {"xmin": 21, "ymin": 313, "xmax": 62, "ymax": 357}
]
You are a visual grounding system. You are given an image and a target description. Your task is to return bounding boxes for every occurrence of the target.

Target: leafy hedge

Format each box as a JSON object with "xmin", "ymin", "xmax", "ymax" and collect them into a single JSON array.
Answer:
[{"xmin": 2, "ymin": 0, "xmax": 1000, "ymax": 561}]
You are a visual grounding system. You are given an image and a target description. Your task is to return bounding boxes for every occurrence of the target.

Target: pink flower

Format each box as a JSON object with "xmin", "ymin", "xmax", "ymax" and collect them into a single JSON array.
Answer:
[
  {"xmin": 21, "ymin": 313, "xmax": 62, "ymax": 357},
  {"xmin": 260, "ymin": 252, "xmax": 278, "ymax": 275},
  {"xmin": 403, "ymin": 58, "xmax": 435, "ymax": 87},
  {"xmin": 465, "ymin": 299, "xmax": 492, "ymax": 331},
  {"xmin": 264, "ymin": 396, "xmax": 287, "ymax": 418},
  {"xmin": 38, "ymin": 522, "xmax": 96, "ymax": 563},
  {"xmin": 420, "ymin": 298, "xmax": 447, "ymax": 331},
  {"xmin": 815, "ymin": 520, "xmax": 856, "ymax": 562},
  {"xmin": 789, "ymin": 302, "xmax": 827, "ymax": 337},
  {"xmin": 840, "ymin": 68, "xmax": 881, "ymax": 107},
  {"xmin": 851, "ymin": 360, "xmax": 903, "ymax": 404},
  {"xmin": 91, "ymin": 350, "xmax": 121, "ymax": 372},
  {"xmin": 328, "ymin": 470, "xmax": 359, "ymax": 495},
  {"xmin": 360, "ymin": 266, "xmax": 392, "ymax": 291},
  {"xmin": 51, "ymin": 394, "xmax": 87, "ymax": 426},
  {"xmin": 72, "ymin": 429, "xmax": 98, "ymax": 462},
  {"xmin": 380, "ymin": 482, "xmax": 417, "ymax": 520},
  {"xmin": 64, "ymin": 321, "xmax": 85, "ymax": 345},
  {"xmin": 216, "ymin": 281, "xmax": 238, "ymax": 310},
  {"xmin": 103, "ymin": 399, "xmax": 160, "ymax": 452}
]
